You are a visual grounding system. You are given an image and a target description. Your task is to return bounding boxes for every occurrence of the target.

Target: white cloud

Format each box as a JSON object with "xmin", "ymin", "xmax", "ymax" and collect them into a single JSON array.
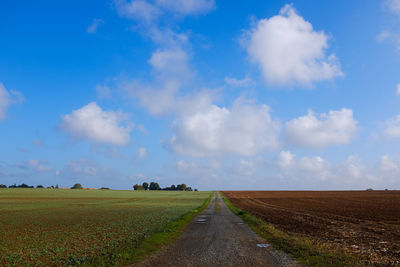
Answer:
[
  {"xmin": 386, "ymin": 0, "xmax": 400, "ymax": 16},
  {"xmin": 379, "ymin": 155, "xmax": 400, "ymax": 173},
  {"xmin": 115, "ymin": 0, "xmax": 215, "ymax": 23},
  {"xmin": 155, "ymin": 0, "xmax": 215, "ymax": 15},
  {"xmin": 224, "ymin": 76, "xmax": 254, "ymax": 88},
  {"xmin": 0, "ymin": 83, "xmax": 24, "ymax": 120},
  {"xmin": 285, "ymin": 108, "xmax": 357, "ymax": 148},
  {"xmin": 378, "ymin": 155, "xmax": 400, "ymax": 185},
  {"xmin": 245, "ymin": 4, "xmax": 342, "ymax": 87},
  {"xmin": 169, "ymin": 99, "xmax": 281, "ymax": 157},
  {"xmin": 60, "ymin": 102, "xmax": 133, "ymax": 146},
  {"xmin": 276, "ymin": 152, "xmax": 370, "ymax": 185},
  {"xmin": 397, "ymin": 83, "xmax": 400, "ymax": 95},
  {"xmin": 87, "ymin": 18, "xmax": 104, "ymax": 34},
  {"xmin": 136, "ymin": 147, "xmax": 148, "ymax": 159},
  {"xmin": 114, "ymin": 0, "xmax": 161, "ymax": 24},
  {"xmin": 277, "ymin": 151, "xmax": 295, "ymax": 168},
  {"xmin": 149, "ymin": 49, "xmax": 192, "ymax": 80},
  {"xmin": 384, "ymin": 114, "xmax": 400, "ymax": 138}
]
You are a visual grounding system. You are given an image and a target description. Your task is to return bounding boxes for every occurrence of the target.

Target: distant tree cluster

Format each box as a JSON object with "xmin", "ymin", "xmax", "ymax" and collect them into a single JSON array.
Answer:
[
  {"xmin": 133, "ymin": 181, "xmax": 196, "ymax": 191},
  {"xmin": 71, "ymin": 183, "xmax": 82, "ymax": 189},
  {"xmin": 0, "ymin": 184, "xmax": 60, "ymax": 189}
]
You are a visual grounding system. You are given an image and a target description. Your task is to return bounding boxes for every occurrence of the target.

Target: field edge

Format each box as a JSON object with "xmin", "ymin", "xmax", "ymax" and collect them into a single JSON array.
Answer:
[
  {"xmin": 80, "ymin": 191, "xmax": 214, "ymax": 267},
  {"xmin": 220, "ymin": 192, "xmax": 365, "ymax": 267}
]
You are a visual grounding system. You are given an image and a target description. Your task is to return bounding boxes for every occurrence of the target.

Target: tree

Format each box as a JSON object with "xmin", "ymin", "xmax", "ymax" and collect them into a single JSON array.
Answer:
[
  {"xmin": 36, "ymin": 185, "xmax": 44, "ymax": 188},
  {"xmin": 55, "ymin": 184, "xmax": 59, "ymax": 189},
  {"xmin": 149, "ymin": 182, "xmax": 160, "ymax": 190},
  {"xmin": 0, "ymin": 184, "xmax": 7, "ymax": 188},
  {"xmin": 133, "ymin": 184, "xmax": 144, "ymax": 190},
  {"xmin": 177, "ymin": 184, "xmax": 187, "ymax": 191},
  {"xmin": 71, "ymin": 183, "xmax": 83, "ymax": 189},
  {"xmin": 142, "ymin": 182, "xmax": 149, "ymax": 191}
]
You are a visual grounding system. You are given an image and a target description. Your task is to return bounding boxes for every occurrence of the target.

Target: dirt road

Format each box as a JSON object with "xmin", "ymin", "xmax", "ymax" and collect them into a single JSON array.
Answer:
[{"xmin": 135, "ymin": 192, "xmax": 300, "ymax": 267}]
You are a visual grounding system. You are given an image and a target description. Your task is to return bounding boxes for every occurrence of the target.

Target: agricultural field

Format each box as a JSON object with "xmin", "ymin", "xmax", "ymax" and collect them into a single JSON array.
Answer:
[
  {"xmin": 0, "ymin": 188, "xmax": 210, "ymax": 266},
  {"xmin": 222, "ymin": 191, "xmax": 400, "ymax": 266}
]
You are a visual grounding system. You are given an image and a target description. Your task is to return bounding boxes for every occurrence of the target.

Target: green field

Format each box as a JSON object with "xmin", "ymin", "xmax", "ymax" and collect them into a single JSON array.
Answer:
[{"xmin": 0, "ymin": 189, "xmax": 211, "ymax": 266}]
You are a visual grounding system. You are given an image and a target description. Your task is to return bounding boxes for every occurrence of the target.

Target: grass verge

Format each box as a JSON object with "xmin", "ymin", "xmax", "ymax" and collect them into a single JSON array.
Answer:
[
  {"xmin": 220, "ymin": 192, "xmax": 364, "ymax": 267},
  {"xmin": 81, "ymin": 192, "xmax": 214, "ymax": 266}
]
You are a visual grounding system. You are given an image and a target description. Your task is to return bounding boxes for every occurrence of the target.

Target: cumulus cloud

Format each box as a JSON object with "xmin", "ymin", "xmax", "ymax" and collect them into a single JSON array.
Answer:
[
  {"xmin": 383, "ymin": 114, "xmax": 400, "ymax": 138},
  {"xmin": 0, "ymin": 83, "xmax": 24, "ymax": 120},
  {"xmin": 285, "ymin": 108, "xmax": 357, "ymax": 148},
  {"xmin": 169, "ymin": 99, "xmax": 281, "ymax": 157},
  {"xmin": 87, "ymin": 18, "xmax": 104, "ymax": 34},
  {"xmin": 245, "ymin": 4, "xmax": 342, "ymax": 87},
  {"xmin": 224, "ymin": 76, "xmax": 254, "ymax": 88},
  {"xmin": 60, "ymin": 102, "xmax": 133, "ymax": 146}
]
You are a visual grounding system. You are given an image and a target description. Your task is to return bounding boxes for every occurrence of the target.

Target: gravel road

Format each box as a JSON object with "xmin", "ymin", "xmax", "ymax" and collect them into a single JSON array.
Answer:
[{"xmin": 134, "ymin": 192, "xmax": 300, "ymax": 267}]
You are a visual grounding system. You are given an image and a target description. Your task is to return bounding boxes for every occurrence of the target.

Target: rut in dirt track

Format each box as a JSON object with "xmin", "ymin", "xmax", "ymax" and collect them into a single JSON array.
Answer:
[{"xmin": 134, "ymin": 192, "xmax": 300, "ymax": 267}]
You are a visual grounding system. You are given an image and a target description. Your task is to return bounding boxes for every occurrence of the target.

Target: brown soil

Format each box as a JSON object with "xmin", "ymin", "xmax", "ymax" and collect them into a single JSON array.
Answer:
[{"xmin": 222, "ymin": 191, "xmax": 400, "ymax": 266}]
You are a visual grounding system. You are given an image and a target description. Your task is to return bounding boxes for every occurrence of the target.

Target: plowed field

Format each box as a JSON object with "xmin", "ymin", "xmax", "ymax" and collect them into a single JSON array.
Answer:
[{"xmin": 222, "ymin": 191, "xmax": 400, "ymax": 266}]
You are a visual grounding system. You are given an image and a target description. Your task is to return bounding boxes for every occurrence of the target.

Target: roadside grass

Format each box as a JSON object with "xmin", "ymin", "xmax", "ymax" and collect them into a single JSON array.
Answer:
[
  {"xmin": 82, "ymin": 191, "xmax": 214, "ymax": 266},
  {"xmin": 220, "ymin": 193, "xmax": 365, "ymax": 267}
]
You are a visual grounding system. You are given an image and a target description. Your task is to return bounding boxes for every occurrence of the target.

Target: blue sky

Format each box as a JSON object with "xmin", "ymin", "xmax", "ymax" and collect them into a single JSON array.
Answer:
[{"xmin": 1, "ymin": 0, "xmax": 400, "ymax": 190}]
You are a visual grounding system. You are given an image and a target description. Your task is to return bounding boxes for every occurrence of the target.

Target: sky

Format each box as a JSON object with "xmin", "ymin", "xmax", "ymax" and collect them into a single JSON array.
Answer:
[{"xmin": 1, "ymin": 0, "xmax": 400, "ymax": 190}]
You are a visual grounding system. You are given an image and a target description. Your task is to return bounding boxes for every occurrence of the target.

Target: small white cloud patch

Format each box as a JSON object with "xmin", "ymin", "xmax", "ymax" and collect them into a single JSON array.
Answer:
[
  {"xmin": 245, "ymin": 4, "xmax": 342, "ymax": 87},
  {"xmin": 285, "ymin": 108, "xmax": 357, "ymax": 148},
  {"xmin": 136, "ymin": 147, "xmax": 148, "ymax": 159},
  {"xmin": 0, "ymin": 83, "xmax": 24, "ymax": 120},
  {"xmin": 384, "ymin": 114, "xmax": 400, "ymax": 138},
  {"xmin": 224, "ymin": 76, "xmax": 254, "ymax": 88},
  {"xmin": 60, "ymin": 102, "xmax": 133, "ymax": 146}
]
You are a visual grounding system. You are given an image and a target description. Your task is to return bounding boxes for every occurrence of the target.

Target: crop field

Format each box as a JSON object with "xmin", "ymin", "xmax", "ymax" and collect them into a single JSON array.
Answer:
[
  {"xmin": 0, "ymin": 189, "xmax": 210, "ymax": 266},
  {"xmin": 222, "ymin": 191, "xmax": 400, "ymax": 266}
]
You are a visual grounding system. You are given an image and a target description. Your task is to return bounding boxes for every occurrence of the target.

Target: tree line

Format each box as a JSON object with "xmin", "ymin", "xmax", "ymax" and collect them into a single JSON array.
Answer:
[
  {"xmin": 0, "ymin": 183, "xmax": 59, "ymax": 189},
  {"xmin": 133, "ymin": 182, "xmax": 197, "ymax": 191}
]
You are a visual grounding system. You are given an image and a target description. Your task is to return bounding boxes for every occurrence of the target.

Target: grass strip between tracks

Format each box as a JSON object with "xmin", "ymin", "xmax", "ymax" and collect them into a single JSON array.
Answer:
[
  {"xmin": 80, "ymin": 192, "xmax": 214, "ymax": 266},
  {"xmin": 220, "ymin": 192, "xmax": 364, "ymax": 267}
]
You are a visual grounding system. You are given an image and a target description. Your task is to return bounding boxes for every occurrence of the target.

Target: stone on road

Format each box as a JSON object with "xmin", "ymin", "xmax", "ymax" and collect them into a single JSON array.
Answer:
[{"xmin": 134, "ymin": 192, "xmax": 300, "ymax": 267}]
